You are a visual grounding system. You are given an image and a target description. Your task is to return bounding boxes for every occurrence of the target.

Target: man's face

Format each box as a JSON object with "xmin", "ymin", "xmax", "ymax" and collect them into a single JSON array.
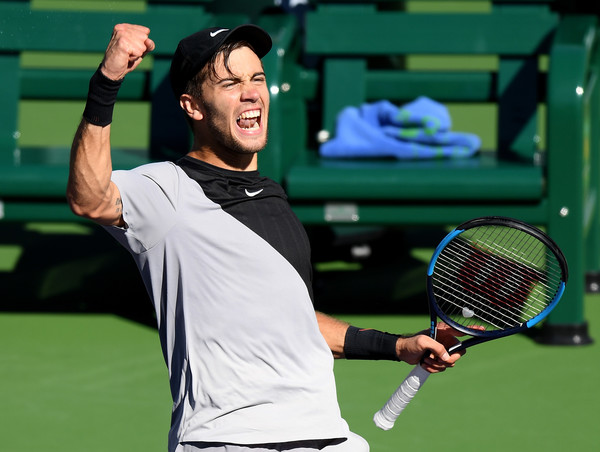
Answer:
[{"xmin": 198, "ymin": 46, "xmax": 270, "ymax": 155}]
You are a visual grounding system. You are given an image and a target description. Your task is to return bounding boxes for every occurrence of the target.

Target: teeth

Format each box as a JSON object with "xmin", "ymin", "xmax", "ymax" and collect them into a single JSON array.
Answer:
[
  {"xmin": 237, "ymin": 110, "xmax": 260, "ymax": 120},
  {"xmin": 237, "ymin": 109, "xmax": 261, "ymax": 130}
]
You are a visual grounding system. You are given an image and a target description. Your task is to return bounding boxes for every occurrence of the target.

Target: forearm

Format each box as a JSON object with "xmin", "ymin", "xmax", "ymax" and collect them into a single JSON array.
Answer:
[
  {"xmin": 316, "ymin": 311, "xmax": 401, "ymax": 361},
  {"xmin": 67, "ymin": 119, "xmax": 122, "ymax": 225},
  {"xmin": 315, "ymin": 311, "xmax": 349, "ymax": 358},
  {"xmin": 316, "ymin": 311, "xmax": 350, "ymax": 358}
]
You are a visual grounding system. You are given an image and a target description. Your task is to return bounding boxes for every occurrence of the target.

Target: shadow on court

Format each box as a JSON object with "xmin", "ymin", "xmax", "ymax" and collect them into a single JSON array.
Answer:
[
  {"xmin": 0, "ymin": 222, "xmax": 155, "ymax": 326},
  {"xmin": 0, "ymin": 222, "xmax": 439, "ymax": 324}
]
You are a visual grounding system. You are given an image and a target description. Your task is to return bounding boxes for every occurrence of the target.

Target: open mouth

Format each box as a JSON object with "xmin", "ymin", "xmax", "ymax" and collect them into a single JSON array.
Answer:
[{"xmin": 237, "ymin": 109, "xmax": 261, "ymax": 131}]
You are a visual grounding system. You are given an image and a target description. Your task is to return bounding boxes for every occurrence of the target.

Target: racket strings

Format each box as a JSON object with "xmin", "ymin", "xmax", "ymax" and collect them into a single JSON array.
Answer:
[
  {"xmin": 468, "ymin": 225, "xmax": 564, "ymax": 286},
  {"xmin": 432, "ymin": 225, "xmax": 563, "ymax": 331},
  {"xmin": 485, "ymin": 226, "xmax": 555, "ymax": 274},
  {"xmin": 434, "ymin": 265, "xmax": 545, "ymax": 329},
  {"xmin": 475, "ymin": 223, "xmax": 547, "ymax": 269},
  {"xmin": 450, "ymin": 237, "xmax": 560, "ymax": 303},
  {"xmin": 439, "ymin": 242, "xmax": 558, "ymax": 325},
  {"xmin": 434, "ymin": 257, "xmax": 546, "ymax": 329}
]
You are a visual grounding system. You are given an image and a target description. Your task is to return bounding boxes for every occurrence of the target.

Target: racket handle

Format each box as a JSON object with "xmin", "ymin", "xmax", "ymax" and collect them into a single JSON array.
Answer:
[{"xmin": 373, "ymin": 365, "xmax": 431, "ymax": 430}]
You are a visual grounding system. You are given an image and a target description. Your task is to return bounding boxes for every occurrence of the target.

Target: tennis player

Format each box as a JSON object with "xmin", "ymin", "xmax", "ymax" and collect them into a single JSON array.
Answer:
[{"xmin": 66, "ymin": 23, "xmax": 464, "ymax": 452}]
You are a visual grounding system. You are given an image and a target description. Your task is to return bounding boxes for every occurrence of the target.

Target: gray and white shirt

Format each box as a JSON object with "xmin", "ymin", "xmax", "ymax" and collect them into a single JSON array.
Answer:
[{"xmin": 105, "ymin": 157, "xmax": 349, "ymax": 451}]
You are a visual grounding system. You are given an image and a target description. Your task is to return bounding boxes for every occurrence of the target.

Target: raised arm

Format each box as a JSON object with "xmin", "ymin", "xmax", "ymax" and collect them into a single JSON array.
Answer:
[{"xmin": 66, "ymin": 24, "xmax": 155, "ymax": 226}]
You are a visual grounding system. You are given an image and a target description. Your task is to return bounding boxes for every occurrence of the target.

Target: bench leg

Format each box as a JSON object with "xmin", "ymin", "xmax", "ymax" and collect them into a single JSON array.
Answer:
[{"xmin": 539, "ymin": 213, "xmax": 594, "ymax": 346}]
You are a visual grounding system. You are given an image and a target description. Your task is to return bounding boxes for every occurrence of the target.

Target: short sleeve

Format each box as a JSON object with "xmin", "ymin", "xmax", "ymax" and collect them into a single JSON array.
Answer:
[{"xmin": 104, "ymin": 162, "xmax": 179, "ymax": 254}]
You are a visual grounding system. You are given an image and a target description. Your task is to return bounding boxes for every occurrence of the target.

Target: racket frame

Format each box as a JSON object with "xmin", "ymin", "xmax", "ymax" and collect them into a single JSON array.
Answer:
[{"xmin": 428, "ymin": 216, "xmax": 568, "ymax": 353}]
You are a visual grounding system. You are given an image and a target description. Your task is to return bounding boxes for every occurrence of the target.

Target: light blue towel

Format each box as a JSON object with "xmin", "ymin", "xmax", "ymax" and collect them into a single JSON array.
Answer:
[{"xmin": 320, "ymin": 97, "xmax": 481, "ymax": 159}]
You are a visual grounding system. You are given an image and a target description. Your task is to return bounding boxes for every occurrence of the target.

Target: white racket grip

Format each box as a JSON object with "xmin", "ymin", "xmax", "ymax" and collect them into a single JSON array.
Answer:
[{"xmin": 373, "ymin": 365, "xmax": 431, "ymax": 430}]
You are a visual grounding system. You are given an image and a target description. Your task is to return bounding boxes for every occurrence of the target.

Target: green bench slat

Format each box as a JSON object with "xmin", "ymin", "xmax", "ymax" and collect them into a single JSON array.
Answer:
[
  {"xmin": 0, "ymin": 166, "xmax": 68, "ymax": 198},
  {"xmin": 305, "ymin": 7, "xmax": 558, "ymax": 55},
  {"xmin": 20, "ymin": 70, "xmax": 147, "ymax": 100},
  {"xmin": 286, "ymin": 154, "xmax": 543, "ymax": 201},
  {"xmin": 366, "ymin": 71, "xmax": 496, "ymax": 102},
  {"xmin": 0, "ymin": 2, "xmax": 214, "ymax": 55},
  {"xmin": 0, "ymin": 148, "xmax": 149, "ymax": 198},
  {"xmin": 292, "ymin": 201, "xmax": 550, "ymax": 227},
  {"xmin": 0, "ymin": 201, "xmax": 78, "ymax": 222}
]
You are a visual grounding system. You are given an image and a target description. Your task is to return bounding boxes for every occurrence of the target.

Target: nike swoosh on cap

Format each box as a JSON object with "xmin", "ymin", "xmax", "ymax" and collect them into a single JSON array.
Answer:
[
  {"xmin": 245, "ymin": 188, "xmax": 264, "ymax": 197},
  {"xmin": 210, "ymin": 29, "xmax": 229, "ymax": 38}
]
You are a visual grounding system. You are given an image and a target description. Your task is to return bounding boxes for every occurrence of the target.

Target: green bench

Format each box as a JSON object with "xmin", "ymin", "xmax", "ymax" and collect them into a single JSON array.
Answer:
[
  {"xmin": 0, "ymin": 1, "xmax": 201, "ymax": 218},
  {"xmin": 261, "ymin": 0, "xmax": 599, "ymax": 343},
  {"xmin": 0, "ymin": 1, "xmax": 596, "ymax": 343},
  {"xmin": 0, "ymin": 0, "xmax": 296, "ymax": 218}
]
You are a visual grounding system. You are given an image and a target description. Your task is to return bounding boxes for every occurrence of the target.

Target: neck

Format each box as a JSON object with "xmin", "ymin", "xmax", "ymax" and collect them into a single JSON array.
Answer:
[{"xmin": 186, "ymin": 145, "xmax": 258, "ymax": 172}]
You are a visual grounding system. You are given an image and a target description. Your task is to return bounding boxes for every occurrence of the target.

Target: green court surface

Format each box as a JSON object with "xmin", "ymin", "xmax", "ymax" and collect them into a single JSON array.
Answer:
[
  {"xmin": 1, "ymin": 223, "xmax": 599, "ymax": 451},
  {"xmin": 2, "ymin": 303, "xmax": 599, "ymax": 451},
  {"xmin": 335, "ymin": 306, "xmax": 600, "ymax": 451}
]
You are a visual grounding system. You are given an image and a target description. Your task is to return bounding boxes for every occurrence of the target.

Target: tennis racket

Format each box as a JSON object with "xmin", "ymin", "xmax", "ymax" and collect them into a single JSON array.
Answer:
[{"xmin": 373, "ymin": 216, "xmax": 568, "ymax": 430}]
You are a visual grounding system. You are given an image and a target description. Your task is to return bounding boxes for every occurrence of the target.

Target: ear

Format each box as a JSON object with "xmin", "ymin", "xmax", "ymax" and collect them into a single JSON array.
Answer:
[{"xmin": 179, "ymin": 94, "xmax": 204, "ymax": 121}]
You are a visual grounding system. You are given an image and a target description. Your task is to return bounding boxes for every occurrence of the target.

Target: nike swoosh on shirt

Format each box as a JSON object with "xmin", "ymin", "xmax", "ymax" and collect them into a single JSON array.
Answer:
[
  {"xmin": 245, "ymin": 188, "xmax": 264, "ymax": 197},
  {"xmin": 210, "ymin": 29, "xmax": 229, "ymax": 38}
]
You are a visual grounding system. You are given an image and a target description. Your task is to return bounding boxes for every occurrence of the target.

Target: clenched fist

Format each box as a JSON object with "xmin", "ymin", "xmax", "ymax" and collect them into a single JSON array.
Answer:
[{"xmin": 100, "ymin": 24, "xmax": 155, "ymax": 81}]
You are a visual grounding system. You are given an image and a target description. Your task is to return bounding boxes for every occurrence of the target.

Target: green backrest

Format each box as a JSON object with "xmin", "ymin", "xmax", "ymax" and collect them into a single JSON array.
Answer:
[{"xmin": 305, "ymin": 1, "xmax": 559, "ymax": 162}]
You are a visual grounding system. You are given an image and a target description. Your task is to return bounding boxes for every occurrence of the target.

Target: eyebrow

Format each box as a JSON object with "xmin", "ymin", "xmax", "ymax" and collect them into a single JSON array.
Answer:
[{"xmin": 217, "ymin": 71, "xmax": 267, "ymax": 84}]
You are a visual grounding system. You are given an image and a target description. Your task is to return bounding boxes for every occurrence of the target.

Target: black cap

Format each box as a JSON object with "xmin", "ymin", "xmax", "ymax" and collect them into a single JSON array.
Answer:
[{"xmin": 169, "ymin": 24, "xmax": 272, "ymax": 99}]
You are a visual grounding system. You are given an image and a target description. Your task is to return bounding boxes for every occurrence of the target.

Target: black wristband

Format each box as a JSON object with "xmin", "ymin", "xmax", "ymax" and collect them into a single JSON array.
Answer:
[
  {"xmin": 83, "ymin": 65, "xmax": 123, "ymax": 126},
  {"xmin": 343, "ymin": 326, "xmax": 400, "ymax": 361}
]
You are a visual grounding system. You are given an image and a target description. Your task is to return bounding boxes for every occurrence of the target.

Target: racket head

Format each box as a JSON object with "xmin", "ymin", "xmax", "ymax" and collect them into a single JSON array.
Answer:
[{"xmin": 427, "ymin": 216, "xmax": 568, "ymax": 341}]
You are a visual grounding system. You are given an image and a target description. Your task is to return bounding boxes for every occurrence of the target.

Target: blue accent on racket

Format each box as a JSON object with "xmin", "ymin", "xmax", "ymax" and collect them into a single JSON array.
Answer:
[
  {"xmin": 427, "ymin": 229, "xmax": 463, "ymax": 276},
  {"xmin": 526, "ymin": 281, "xmax": 566, "ymax": 328}
]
